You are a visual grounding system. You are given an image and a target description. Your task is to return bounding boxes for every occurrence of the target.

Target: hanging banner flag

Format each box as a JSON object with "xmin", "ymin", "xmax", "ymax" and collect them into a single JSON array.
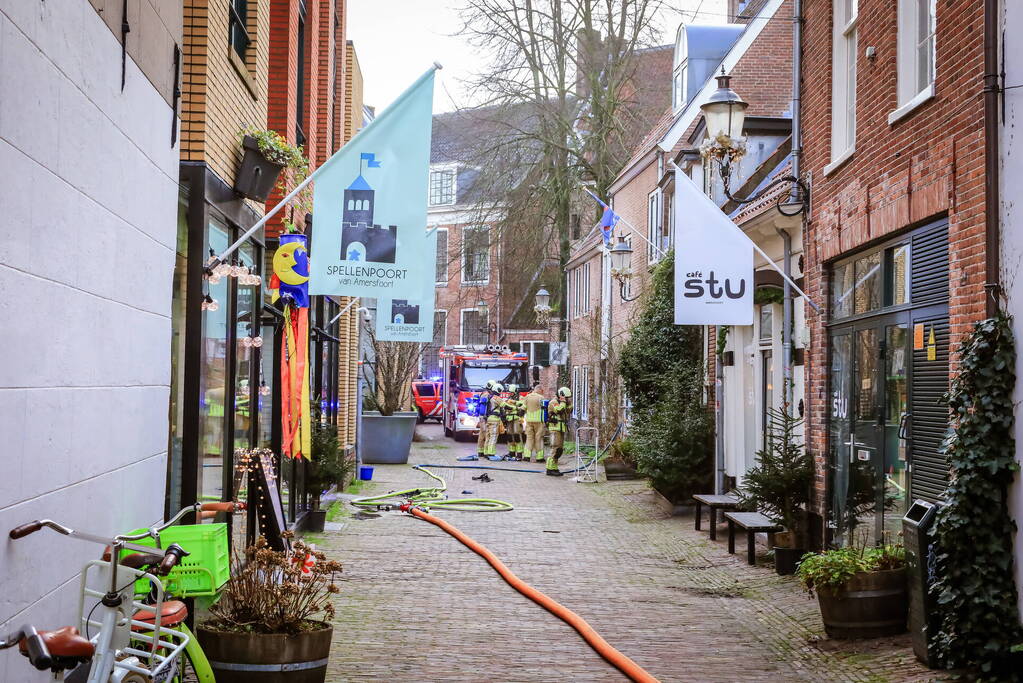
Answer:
[
  {"xmin": 308, "ymin": 67, "xmax": 436, "ymax": 298},
  {"xmin": 673, "ymin": 170, "xmax": 753, "ymax": 325},
  {"xmin": 271, "ymin": 232, "xmax": 313, "ymax": 460},
  {"xmin": 375, "ymin": 231, "xmax": 438, "ymax": 342}
]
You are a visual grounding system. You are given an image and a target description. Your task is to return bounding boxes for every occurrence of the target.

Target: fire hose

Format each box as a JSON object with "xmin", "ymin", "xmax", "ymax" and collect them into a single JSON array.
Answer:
[{"xmin": 354, "ymin": 466, "xmax": 659, "ymax": 682}]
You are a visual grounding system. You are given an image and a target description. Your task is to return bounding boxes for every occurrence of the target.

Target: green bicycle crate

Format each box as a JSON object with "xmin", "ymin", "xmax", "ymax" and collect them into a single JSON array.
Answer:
[{"xmin": 121, "ymin": 523, "xmax": 231, "ymax": 597}]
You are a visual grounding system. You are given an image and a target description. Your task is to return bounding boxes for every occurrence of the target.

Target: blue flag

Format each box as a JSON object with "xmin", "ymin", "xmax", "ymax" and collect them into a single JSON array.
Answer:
[
  {"xmin": 309, "ymin": 67, "xmax": 437, "ymax": 299},
  {"xmin": 585, "ymin": 188, "xmax": 619, "ymax": 246}
]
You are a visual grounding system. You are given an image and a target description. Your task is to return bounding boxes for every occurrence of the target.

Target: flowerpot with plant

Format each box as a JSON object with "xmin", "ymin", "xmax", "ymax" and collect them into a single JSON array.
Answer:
[
  {"xmin": 360, "ymin": 325, "xmax": 425, "ymax": 465},
  {"xmin": 305, "ymin": 407, "xmax": 350, "ymax": 531},
  {"xmin": 197, "ymin": 535, "xmax": 342, "ymax": 682},
  {"xmin": 738, "ymin": 407, "xmax": 813, "ymax": 575},
  {"xmin": 797, "ymin": 542, "xmax": 908, "ymax": 639},
  {"xmin": 235, "ymin": 128, "xmax": 307, "ymax": 202}
]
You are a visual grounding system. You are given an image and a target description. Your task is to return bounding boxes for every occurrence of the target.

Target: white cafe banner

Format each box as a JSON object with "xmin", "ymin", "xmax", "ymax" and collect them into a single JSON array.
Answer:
[
  {"xmin": 374, "ymin": 231, "xmax": 438, "ymax": 342},
  {"xmin": 673, "ymin": 170, "xmax": 753, "ymax": 325}
]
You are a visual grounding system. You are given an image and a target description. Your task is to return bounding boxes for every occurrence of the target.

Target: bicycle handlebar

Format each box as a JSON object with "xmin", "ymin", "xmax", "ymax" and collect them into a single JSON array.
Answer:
[
  {"xmin": 157, "ymin": 543, "xmax": 189, "ymax": 575},
  {"xmin": 0, "ymin": 625, "xmax": 52, "ymax": 671},
  {"xmin": 9, "ymin": 520, "xmax": 72, "ymax": 540}
]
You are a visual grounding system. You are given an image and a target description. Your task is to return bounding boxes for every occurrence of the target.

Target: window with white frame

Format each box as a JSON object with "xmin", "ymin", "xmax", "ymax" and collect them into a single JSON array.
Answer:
[
  {"xmin": 831, "ymin": 0, "xmax": 858, "ymax": 163},
  {"xmin": 571, "ymin": 365, "xmax": 590, "ymax": 420},
  {"xmin": 894, "ymin": 0, "xmax": 936, "ymax": 114},
  {"xmin": 647, "ymin": 190, "xmax": 662, "ymax": 262},
  {"xmin": 570, "ymin": 262, "xmax": 591, "ymax": 317},
  {"xmin": 421, "ymin": 310, "xmax": 448, "ymax": 378},
  {"xmin": 462, "ymin": 226, "xmax": 489, "ymax": 283},
  {"xmin": 435, "ymin": 228, "xmax": 448, "ymax": 285},
  {"xmin": 672, "ymin": 27, "xmax": 688, "ymax": 111},
  {"xmin": 509, "ymin": 341, "xmax": 551, "ymax": 367},
  {"xmin": 429, "ymin": 167, "xmax": 456, "ymax": 205},
  {"xmin": 460, "ymin": 309, "xmax": 487, "ymax": 345}
]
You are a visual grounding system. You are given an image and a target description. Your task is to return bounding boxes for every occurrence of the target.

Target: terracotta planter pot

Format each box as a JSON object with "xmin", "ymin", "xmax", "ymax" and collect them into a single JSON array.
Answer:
[
  {"xmin": 197, "ymin": 622, "xmax": 333, "ymax": 682},
  {"xmin": 234, "ymin": 135, "xmax": 285, "ymax": 202},
  {"xmin": 817, "ymin": 568, "xmax": 908, "ymax": 639}
]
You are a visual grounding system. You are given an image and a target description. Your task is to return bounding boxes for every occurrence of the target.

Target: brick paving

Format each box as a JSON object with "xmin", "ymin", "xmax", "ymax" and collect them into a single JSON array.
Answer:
[{"xmin": 315, "ymin": 425, "xmax": 933, "ymax": 682}]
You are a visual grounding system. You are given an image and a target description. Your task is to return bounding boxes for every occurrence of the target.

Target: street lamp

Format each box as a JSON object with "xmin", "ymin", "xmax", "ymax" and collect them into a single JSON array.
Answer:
[
  {"xmin": 533, "ymin": 287, "xmax": 552, "ymax": 326},
  {"xmin": 700, "ymin": 69, "xmax": 808, "ymax": 216},
  {"xmin": 609, "ymin": 236, "xmax": 640, "ymax": 302}
]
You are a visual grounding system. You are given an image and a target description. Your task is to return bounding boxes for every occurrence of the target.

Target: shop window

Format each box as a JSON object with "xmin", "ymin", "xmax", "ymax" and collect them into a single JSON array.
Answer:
[
  {"xmin": 199, "ymin": 220, "xmax": 231, "ymax": 509},
  {"xmin": 885, "ymin": 244, "xmax": 910, "ymax": 306},
  {"xmin": 759, "ymin": 305, "xmax": 774, "ymax": 341},
  {"xmin": 762, "ymin": 351, "xmax": 774, "ymax": 446},
  {"xmin": 853, "ymin": 251, "xmax": 881, "ymax": 314}
]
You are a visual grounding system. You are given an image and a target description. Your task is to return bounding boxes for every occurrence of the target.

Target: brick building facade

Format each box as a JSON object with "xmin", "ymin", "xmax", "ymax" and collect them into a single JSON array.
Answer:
[{"xmin": 800, "ymin": 0, "xmax": 988, "ymax": 543}]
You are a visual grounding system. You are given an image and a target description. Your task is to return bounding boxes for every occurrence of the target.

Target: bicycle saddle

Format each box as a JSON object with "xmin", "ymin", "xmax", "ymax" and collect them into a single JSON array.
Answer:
[
  {"xmin": 133, "ymin": 600, "xmax": 188, "ymax": 629},
  {"xmin": 21, "ymin": 626, "xmax": 94, "ymax": 658}
]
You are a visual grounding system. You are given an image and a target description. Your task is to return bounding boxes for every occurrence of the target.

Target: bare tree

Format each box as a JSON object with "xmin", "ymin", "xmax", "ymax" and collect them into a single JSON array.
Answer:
[
  {"xmin": 454, "ymin": 0, "xmax": 670, "ymax": 360},
  {"xmin": 362, "ymin": 324, "xmax": 427, "ymax": 416}
]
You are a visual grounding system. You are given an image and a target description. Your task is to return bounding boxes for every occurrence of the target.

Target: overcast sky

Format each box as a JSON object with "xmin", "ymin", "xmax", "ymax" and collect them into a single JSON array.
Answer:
[{"xmin": 347, "ymin": 0, "xmax": 729, "ymax": 114}]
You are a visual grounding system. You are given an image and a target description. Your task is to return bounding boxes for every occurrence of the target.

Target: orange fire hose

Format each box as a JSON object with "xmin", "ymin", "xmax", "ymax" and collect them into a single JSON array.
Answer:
[{"xmin": 404, "ymin": 505, "xmax": 661, "ymax": 683}]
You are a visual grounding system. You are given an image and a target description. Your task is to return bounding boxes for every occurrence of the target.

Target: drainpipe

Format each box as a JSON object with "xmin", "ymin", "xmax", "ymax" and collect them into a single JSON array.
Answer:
[
  {"xmin": 984, "ymin": 0, "xmax": 1000, "ymax": 317},
  {"xmin": 776, "ymin": 227, "xmax": 793, "ymax": 413}
]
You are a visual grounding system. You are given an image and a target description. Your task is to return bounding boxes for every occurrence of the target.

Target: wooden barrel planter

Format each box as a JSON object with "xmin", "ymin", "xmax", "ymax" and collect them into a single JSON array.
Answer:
[
  {"xmin": 817, "ymin": 568, "xmax": 908, "ymax": 639},
  {"xmin": 197, "ymin": 623, "xmax": 333, "ymax": 682}
]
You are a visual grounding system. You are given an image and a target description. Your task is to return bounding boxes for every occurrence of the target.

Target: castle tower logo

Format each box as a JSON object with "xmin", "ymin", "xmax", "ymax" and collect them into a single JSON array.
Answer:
[
  {"xmin": 390, "ymin": 300, "xmax": 420, "ymax": 325},
  {"xmin": 340, "ymin": 152, "xmax": 398, "ymax": 263}
]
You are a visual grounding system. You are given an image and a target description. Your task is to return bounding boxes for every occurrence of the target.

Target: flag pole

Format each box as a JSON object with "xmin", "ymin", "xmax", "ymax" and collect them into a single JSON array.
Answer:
[
  {"xmin": 209, "ymin": 63, "xmax": 443, "ymax": 270},
  {"xmin": 669, "ymin": 161, "xmax": 821, "ymax": 313},
  {"xmin": 581, "ymin": 186, "xmax": 667, "ymax": 257}
]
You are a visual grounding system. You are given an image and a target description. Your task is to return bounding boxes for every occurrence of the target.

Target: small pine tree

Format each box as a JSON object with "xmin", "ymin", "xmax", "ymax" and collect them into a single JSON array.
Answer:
[{"xmin": 738, "ymin": 407, "xmax": 813, "ymax": 547}]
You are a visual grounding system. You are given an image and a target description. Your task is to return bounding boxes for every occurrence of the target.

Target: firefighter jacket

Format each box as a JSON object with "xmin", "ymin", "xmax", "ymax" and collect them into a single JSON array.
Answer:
[
  {"xmin": 548, "ymin": 398, "xmax": 570, "ymax": 432},
  {"xmin": 524, "ymin": 391, "xmax": 545, "ymax": 423},
  {"xmin": 503, "ymin": 394, "xmax": 523, "ymax": 421},
  {"xmin": 485, "ymin": 394, "xmax": 504, "ymax": 422}
]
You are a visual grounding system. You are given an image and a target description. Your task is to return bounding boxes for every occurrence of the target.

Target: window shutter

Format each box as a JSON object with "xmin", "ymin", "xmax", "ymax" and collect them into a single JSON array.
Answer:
[
  {"xmin": 910, "ymin": 223, "xmax": 949, "ymax": 304},
  {"xmin": 909, "ymin": 316, "xmax": 950, "ymax": 502}
]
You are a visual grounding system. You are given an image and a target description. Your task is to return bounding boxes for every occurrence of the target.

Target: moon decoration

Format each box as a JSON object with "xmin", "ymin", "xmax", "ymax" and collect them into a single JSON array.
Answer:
[{"xmin": 272, "ymin": 232, "xmax": 312, "ymax": 460}]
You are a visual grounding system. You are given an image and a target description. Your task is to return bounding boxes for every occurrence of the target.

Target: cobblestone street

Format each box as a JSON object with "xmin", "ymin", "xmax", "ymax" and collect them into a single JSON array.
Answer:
[{"xmin": 317, "ymin": 426, "xmax": 932, "ymax": 682}]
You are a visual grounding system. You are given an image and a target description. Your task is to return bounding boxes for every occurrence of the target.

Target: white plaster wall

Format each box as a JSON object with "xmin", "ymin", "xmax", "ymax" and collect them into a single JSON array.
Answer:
[
  {"xmin": 999, "ymin": 0, "xmax": 1023, "ymax": 621},
  {"xmin": 0, "ymin": 1, "xmax": 179, "ymax": 678}
]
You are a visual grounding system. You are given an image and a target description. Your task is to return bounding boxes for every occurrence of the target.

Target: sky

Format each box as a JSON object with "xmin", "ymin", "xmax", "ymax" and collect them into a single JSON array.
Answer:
[{"xmin": 347, "ymin": 0, "xmax": 729, "ymax": 115}]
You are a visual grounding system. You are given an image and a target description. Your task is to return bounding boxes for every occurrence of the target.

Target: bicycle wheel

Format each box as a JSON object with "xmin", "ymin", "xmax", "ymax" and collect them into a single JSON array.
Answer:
[{"xmin": 175, "ymin": 624, "xmax": 215, "ymax": 683}]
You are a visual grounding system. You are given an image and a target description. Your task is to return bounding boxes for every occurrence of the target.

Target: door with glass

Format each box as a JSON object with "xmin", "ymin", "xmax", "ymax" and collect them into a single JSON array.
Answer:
[{"xmin": 829, "ymin": 313, "xmax": 910, "ymax": 545}]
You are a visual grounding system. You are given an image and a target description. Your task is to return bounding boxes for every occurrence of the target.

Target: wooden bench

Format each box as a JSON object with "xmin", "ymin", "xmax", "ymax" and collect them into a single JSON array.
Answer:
[
  {"xmin": 692, "ymin": 494, "xmax": 740, "ymax": 541},
  {"xmin": 723, "ymin": 511, "xmax": 782, "ymax": 565}
]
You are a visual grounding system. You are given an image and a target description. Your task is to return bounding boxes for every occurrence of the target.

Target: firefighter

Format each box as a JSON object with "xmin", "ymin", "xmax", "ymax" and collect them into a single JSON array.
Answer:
[
  {"xmin": 475, "ymin": 380, "xmax": 497, "ymax": 459},
  {"xmin": 545, "ymin": 387, "xmax": 572, "ymax": 476},
  {"xmin": 522, "ymin": 384, "xmax": 546, "ymax": 463},
  {"xmin": 483, "ymin": 382, "xmax": 505, "ymax": 459},
  {"xmin": 503, "ymin": 384, "xmax": 523, "ymax": 459}
]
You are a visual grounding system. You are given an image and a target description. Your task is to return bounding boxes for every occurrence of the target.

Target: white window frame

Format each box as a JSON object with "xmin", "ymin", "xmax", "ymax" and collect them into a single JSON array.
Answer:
[
  {"xmin": 647, "ymin": 189, "xmax": 662, "ymax": 263},
  {"xmin": 459, "ymin": 308, "xmax": 487, "ymax": 345},
  {"xmin": 428, "ymin": 164, "xmax": 457, "ymax": 206},
  {"xmin": 672, "ymin": 26, "xmax": 688, "ymax": 112},
  {"xmin": 828, "ymin": 0, "xmax": 858, "ymax": 172},
  {"xmin": 890, "ymin": 0, "xmax": 936, "ymax": 124},
  {"xmin": 435, "ymin": 227, "xmax": 449, "ymax": 285},
  {"xmin": 461, "ymin": 225, "xmax": 490, "ymax": 285},
  {"xmin": 571, "ymin": 365, "xmax": 590, "ymax": 420}
]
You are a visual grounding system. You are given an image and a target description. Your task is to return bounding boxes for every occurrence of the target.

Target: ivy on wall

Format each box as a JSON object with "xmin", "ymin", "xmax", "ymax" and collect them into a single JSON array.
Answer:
[
  {"xmin": 618, "ymin": 252, "xmax": 712, "ymax": 502},
  {"xmin": 930, "ymin": 314, "xmax": 1023, "ymax": 679}
]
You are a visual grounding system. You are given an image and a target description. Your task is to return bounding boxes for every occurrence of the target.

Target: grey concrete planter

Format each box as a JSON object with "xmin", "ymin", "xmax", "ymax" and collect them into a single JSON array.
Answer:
[{"xmin": 360, "ymin": 411, "xmax": 417, "ymax": 464}]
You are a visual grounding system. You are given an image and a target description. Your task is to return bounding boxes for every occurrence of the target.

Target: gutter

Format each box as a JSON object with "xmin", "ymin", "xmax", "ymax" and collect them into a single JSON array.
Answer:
[{"xmin": 984, "ymin": 0, "xmax": 1000, "ymax": 317}]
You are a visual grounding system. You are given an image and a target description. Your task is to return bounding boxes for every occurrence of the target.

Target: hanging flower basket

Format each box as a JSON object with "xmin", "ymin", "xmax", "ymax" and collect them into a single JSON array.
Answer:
[{"xmin": 234, "ymin": 134, "xmax": 286, "ymax": 202}]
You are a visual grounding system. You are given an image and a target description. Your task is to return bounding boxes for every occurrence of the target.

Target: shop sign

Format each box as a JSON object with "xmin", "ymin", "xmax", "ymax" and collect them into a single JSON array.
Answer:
[
  {"xmin": 673, "ymin": 170, "xmax": 753, "ymax": 325},
  {"xmin": 375, "ymin": 231, "xmax": 438, "ymax": 342}
]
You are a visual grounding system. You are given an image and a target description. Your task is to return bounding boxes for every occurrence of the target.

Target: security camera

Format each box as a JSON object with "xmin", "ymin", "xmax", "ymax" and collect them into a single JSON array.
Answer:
[{"xmin": 357, "ymin": 306, "xmax": 371, "ymax": 324}]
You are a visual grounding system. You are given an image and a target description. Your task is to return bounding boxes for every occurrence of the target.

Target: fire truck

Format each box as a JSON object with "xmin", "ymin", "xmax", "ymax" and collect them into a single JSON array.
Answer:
[{"xmin": 440, "ymin": 345, "xmax": 530, "ymax": 441}]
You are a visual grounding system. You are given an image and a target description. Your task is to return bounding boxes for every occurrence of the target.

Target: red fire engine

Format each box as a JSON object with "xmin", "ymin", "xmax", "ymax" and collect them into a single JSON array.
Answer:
[
  {"xmin": 411, "ymin": 380, "xmax": 443, "ymax": 423},
  {"xmin": 440, "ymin": 345, "xmax": 530, "ymax": 441}
]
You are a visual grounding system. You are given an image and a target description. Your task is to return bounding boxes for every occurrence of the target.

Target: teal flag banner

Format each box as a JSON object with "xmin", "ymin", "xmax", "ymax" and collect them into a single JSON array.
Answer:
[
  {"xmin": 309, "ymin": 67, "xmax": 437, "ymax": 298},
  {"xmin": 376, "ymin": 231, "xmax": 437, "ymax": 342}
]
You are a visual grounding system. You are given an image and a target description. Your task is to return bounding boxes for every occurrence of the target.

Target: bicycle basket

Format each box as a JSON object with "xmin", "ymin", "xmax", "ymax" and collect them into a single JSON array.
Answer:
[{"xmin": 121, "ymin": 523, "xmax": 231, "ymax": 597}]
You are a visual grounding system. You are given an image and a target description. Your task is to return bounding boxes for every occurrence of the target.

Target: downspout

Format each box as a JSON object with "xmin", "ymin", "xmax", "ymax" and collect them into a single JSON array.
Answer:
[
  {"xmin": 984, "ymin": 0, "xmax": 1000, "ymax": 317},
  {"xmin": 786, "ymin": 0, "xmax": 802, "ymax": 415}
]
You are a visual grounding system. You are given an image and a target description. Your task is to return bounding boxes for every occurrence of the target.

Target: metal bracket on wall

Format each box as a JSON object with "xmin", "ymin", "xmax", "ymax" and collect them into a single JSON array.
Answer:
[
  {"xmin": 120, "ymin": 0, "xmax": 130, "ymax": 91},
  {"xmin": 171, "ymin": 44, "xmax": 181, "ymax": 146}
]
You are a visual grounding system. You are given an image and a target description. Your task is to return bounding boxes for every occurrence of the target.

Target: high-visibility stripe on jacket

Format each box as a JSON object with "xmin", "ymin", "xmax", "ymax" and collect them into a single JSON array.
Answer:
[{"xmin": 524, "ymin": 392, "xmax": 545, "ymax": 422}]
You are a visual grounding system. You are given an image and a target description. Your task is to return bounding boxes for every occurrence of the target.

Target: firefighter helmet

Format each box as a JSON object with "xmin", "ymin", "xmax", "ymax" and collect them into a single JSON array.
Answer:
[
  {"xmin": 558, "ymin": 387, "xmax": 572, "ymax": 398},
  {"xmin": 506, "ymin": 384, "xmax": 518, "ymax": 394}
]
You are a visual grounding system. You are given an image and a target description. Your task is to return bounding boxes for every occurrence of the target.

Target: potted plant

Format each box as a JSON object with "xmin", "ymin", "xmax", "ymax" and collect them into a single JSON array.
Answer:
[
  {"xmin": 305, "ymin": 410, "xmax": 350, "ymax": 532},
  {"xmin": 797, "ymin": 541, "xmax": 908, "ymax": 639},
  {"xmin": 360, "ymin": 326, "xmax": 425, "ymax": 465},
  {"xmin": 197, "ymin": 534, "xmax": 343, "ymax": 681},
  {"xmin": 235, "ymin": 128, "xmax": 307, "ymax": 202},
  {"xmin": 738, "ymin": 407, "xmax": 813, "ymax": 575}
]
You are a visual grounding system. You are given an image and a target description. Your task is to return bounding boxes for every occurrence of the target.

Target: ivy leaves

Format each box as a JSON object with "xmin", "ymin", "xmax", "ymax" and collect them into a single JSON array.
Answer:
[{"xmin": 930, "ymin": 314, "xmax": 1023, "ymax": 679}]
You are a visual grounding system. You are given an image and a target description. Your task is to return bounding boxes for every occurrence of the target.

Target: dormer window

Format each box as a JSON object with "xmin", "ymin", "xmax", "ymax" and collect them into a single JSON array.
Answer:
[
  {"xmin": 672, "ymin": 26, "xmax": 688, "ymax": 112},
  {"xmin": 429, "ymin": 166, "xmax": 456, "ymax": 206}
]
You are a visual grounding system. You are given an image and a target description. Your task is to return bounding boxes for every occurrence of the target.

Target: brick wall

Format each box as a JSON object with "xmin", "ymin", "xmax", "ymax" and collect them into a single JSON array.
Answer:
[
  {"xmin": 431, "ymin": 221, "xmax": 501, "ymax": 346},
  {"xmin": 344, "ymin": 40, "xmax": 364, "ymax": 141},
  {"xmin": 800, "ymin": 0, "xmax": 988, "ymax": 517},
  {"xmin": 182, "ymin": 0, "xmax": 270, "ymax": 187}
]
